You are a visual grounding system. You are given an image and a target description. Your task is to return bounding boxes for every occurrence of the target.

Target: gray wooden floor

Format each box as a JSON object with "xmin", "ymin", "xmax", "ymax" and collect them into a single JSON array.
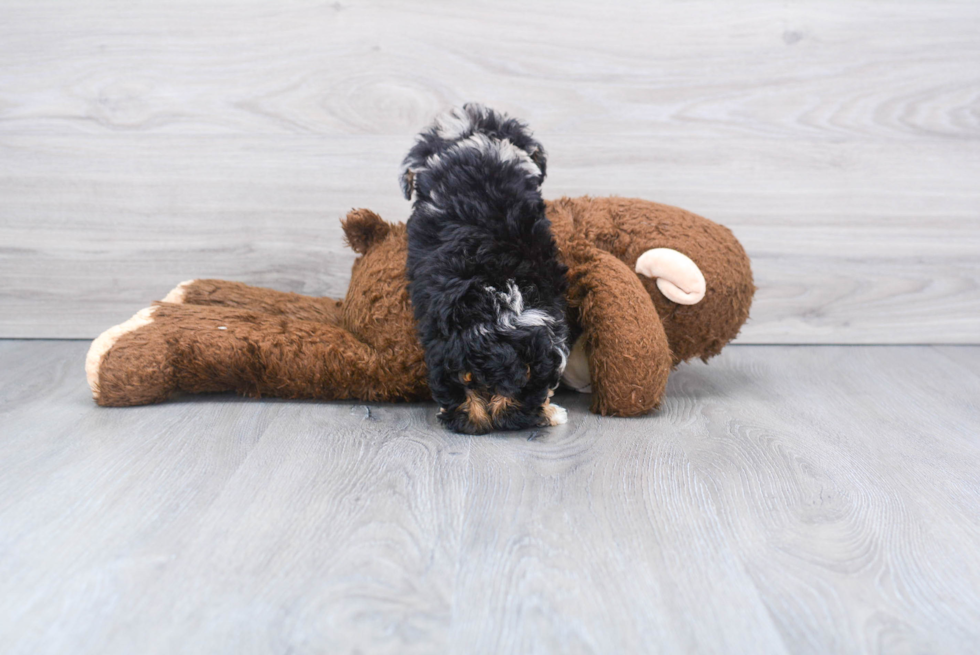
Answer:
[{"xmin": 1, "ymin": 341, "xmax": 978, "ymax": 654}]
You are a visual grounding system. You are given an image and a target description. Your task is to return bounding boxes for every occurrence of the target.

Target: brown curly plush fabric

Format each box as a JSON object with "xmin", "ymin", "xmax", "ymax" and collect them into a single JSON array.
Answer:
[
  {"xmin": 88, "ymin": 197, "xmax": 754, "ymax": 417},
  {"xmin": 561, "ymin": 240, "xmax": 670, "ymax": 416},
  {"xmin": 547, "ymin": 197, "xmax": 755, "ymax": 366}
]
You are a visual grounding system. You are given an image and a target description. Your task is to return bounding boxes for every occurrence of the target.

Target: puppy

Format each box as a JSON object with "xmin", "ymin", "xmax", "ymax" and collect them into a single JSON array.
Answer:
[{"xmin": 402, "ymin": 104, "xmax": 569, "ymax": 434}]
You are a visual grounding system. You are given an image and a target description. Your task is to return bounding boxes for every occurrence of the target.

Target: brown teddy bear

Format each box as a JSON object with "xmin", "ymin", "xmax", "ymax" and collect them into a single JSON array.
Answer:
[{"xmin": 85, "ymin": 196, "xmax": 754, "ymax": 420}]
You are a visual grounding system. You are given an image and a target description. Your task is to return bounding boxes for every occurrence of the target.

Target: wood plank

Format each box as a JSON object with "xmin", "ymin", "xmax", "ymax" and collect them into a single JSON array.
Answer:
[
  {"xmin": 1, "ymin": 135, "xmax": 977, "ymax": 342},
  {"xmin": 0, "ymin": 341, "xmax": 469, "ymax": 654},
  {"xmin": 0, "ymin": 1, "xmax": 977, "ymax": 141},
  {"xmin": 2, "ymin": 342, "xmax": 980, "ymax": 653},
  {"xmin": 1, "ymin": 0, "xmax": 979, "ymax": 341}
]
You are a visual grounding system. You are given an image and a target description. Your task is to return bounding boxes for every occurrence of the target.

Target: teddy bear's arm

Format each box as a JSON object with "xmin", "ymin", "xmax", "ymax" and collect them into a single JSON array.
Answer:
[
  {"xmin": 162, "ymin": 279, "xmax": 344, "ymax": 325},
  {"xmin": 565, "ymin": 244, "xmax": 672, "ymax": 416}
]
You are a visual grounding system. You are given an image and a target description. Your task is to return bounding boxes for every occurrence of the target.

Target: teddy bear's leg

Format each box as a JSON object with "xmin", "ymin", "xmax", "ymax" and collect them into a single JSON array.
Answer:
[
  {"xmin": 564, "ymin": 243, "xmax": 673, "ymax": 417},
  {"xmin": 162, "ymin": 279, "xmax": 344, "ymax": 325},
  {"xmin": 85, "ymin": 306, "xmax": 171, "ymax": 406},
  {"xmin": 87, "ymin": 301, "xmax": 428, "ymax": 407}
]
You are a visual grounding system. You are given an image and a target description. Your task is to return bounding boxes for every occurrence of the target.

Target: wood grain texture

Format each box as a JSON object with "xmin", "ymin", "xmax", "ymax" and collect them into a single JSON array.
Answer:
[
  {"xmin": 1, "ymin": 1, "xmax": 979, "ymax": 342},
  {"xmin": 1, "ymin": 341, "xmax": 979, "ymax": 654}
]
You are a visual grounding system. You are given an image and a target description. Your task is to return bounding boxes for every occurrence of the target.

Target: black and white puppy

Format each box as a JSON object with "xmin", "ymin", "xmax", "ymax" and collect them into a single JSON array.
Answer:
[{"xmin": 402, "ymin": 104, "xmax": 569, "ymax": 434}]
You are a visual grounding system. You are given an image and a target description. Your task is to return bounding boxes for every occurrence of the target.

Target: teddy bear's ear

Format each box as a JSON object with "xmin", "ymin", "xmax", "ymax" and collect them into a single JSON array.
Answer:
[
  {"xmin": 400, "ymin": 167, "xmax": 415, "ymax": 200},
  {"xmin": 342, "ymin": 208, "xmax": 391, "ymax": 255},
  {"xmin": 635, "ymin": 248, "xmax": 707, "ymax": 305}
]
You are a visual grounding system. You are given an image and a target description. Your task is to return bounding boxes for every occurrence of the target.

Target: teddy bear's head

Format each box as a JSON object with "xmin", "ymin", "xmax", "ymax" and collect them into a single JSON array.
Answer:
[
  {"xmin": 626, "ymin": 207, "xmax": 755, "ymax": 364},
  {"xmin": 546, "ymin": 196, "xmax": 755, "ymax": 367}
]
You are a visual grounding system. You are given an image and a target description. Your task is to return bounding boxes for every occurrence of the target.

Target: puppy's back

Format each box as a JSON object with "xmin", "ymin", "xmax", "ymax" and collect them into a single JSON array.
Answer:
[{"xmin": 402, "ymin": 104, "xmax": 570, "ymax": 433}]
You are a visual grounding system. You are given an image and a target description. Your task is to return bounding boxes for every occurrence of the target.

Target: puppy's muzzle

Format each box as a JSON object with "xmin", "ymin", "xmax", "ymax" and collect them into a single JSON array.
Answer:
[{"xmin": 447, "ymin": 388, "xmax": 567, "ymax": 434}]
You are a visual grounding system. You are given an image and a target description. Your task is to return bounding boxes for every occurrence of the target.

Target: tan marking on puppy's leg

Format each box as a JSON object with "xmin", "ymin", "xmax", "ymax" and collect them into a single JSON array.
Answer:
[
  {"xmin": 541, "ymin": 400, "xmax": 568, "ymax": 426},
  {"xmin": 85, "ymin": 306, "xmax": 158, "ymax": 400},
  {"xmin": 162, "ymin": 280, "xmax": 196, "ymax": 304},
  {"xmin": 461, "ymin": 389, "xmax": 492, "ymax": 432},
  {"xmin": 488, "ymin": 394, "xmax": 517, "ymax": 421}
]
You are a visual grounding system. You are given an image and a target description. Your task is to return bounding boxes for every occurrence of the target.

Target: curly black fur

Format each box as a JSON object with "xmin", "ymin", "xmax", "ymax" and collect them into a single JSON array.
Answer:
[{"xmin": 403, "ymin": 104, "xmax": 569, "ymax": 434}]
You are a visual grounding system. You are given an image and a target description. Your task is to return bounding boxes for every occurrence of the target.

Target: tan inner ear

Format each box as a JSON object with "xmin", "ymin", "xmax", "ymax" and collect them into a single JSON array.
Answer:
[
  {"xmin": 634, "ymin": 248, "xmax": 707, "ymax": 305},
  {"xmin": 401, "ymin": 168, "xmax": 416, "ymax": 199}
]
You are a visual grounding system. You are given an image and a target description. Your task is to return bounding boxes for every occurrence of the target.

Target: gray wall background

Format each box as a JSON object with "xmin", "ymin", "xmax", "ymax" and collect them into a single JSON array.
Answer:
[{"xmin": 1, "ymin": 0, "xmax": 977, "ymax": 342}]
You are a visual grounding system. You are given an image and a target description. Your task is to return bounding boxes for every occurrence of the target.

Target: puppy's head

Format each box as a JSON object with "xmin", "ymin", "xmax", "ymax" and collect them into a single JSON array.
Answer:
[
  {"xmin": 400, "ymin": 103, "xmax": 547, "ymax": 201},
  {"xmin": 432, "ymin": 281, "xmax": 569, "ymax": 435}
]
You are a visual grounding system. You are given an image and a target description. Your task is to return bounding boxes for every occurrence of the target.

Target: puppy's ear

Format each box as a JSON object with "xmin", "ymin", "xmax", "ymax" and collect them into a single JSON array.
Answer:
[
  {"xmin": 400, "ymin": 167, "xmax": 415, "ymax": 200},
  {"xmin": 528, "ymin": 145, "xmax": 547, "ymax": 179}
]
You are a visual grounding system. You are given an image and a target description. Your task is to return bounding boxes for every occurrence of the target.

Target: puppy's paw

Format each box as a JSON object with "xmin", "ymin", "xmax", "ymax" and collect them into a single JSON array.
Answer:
[{"xmin": 542, "ymin": 402, "xmax": 568, "ymax": 426}]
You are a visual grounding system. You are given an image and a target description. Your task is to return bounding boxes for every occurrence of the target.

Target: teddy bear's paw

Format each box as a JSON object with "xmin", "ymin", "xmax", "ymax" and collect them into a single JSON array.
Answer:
[
  {"xmin": 85, "ymin": 306, "xmax": 176, "ymax": 406},
  {"xmin": 635, "ymin": 248, "xmax": 706, "ymax": 305},
  {"xmin": 86, "ymin": 307, "xmax": 157, "ymax": 399},
  {"xmin": 560, "ymin": 336, "xmax": 593, "ymax": 393},
  {"xmin": 162, "ymin": 279, "xmax": 197, "ymax": 304}
]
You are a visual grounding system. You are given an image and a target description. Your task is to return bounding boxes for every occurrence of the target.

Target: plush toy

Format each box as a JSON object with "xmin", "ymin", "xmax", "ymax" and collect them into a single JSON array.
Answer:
[{"xmin": 86, "ymin": 196, "xmax": 754, "ymax": 418}]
